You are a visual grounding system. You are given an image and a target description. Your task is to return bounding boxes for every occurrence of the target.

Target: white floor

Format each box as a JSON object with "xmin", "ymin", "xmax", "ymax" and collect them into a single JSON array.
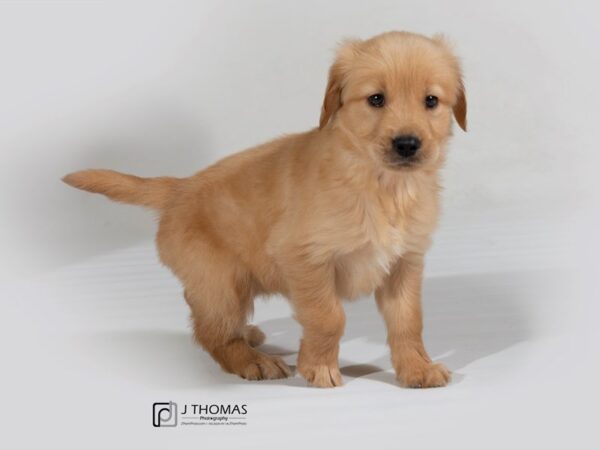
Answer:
[{"xmin": 1, "ymin": 210, "xmax": 596, "ymax": 449}]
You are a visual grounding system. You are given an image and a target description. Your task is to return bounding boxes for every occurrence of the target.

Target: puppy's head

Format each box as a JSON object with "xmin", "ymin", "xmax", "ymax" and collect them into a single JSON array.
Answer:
[{"xmin": 320, "ymin": 31, "xmax": 467, "ymax": 171}]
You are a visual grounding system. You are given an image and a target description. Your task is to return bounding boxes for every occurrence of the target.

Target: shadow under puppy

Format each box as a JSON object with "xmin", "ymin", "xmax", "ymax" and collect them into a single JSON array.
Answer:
[{"xmin": 64, "ymin": 31, "xmax": 467, "ymax": 388}]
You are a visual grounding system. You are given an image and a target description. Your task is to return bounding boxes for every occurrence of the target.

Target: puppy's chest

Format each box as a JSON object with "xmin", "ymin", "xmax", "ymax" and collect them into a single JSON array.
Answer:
[{"xmin": 334, "ymin": 207, "xmax": 412, "ymax": 299}]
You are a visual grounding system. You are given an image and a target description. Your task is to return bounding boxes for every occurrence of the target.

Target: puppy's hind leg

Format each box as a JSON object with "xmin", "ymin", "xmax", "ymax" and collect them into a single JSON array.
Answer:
[
  {"xmin": 157, "ymin": 218, "xmax": 289, "ymax": 381},
  {"xmin": 182, "ymin": 268, "xmax": 290, "ymax": 381}
]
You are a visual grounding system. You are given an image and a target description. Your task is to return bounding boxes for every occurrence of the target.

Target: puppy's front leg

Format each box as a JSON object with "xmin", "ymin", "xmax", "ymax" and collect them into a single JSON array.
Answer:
[
  {"xmin": 376, "ymin": 253, "xmax": 450, "ymax": 388},
  {"xmin": 288, "ymin": 262, "xmax": 345, "ymax": 388}
]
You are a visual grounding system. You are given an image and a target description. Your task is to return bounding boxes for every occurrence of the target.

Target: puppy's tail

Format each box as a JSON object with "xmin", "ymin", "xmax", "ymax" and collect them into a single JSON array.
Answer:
[{"xmin": 62, "ymin": 169, "xmax": 179, "ymax": 210}]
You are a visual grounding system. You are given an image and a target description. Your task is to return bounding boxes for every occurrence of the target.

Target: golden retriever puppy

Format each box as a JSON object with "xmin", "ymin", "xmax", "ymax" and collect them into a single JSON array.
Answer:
[{"xmin": 63, "ymin": 31, "xmax": 467, "ymax": 388}]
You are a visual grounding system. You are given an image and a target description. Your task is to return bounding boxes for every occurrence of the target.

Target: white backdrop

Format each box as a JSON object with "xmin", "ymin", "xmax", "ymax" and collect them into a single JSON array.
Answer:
[
  {"xmin": 1, "ymin": 0, "xmax": 596, "ymax": 280},
  {"xmin": 2, "ymin": 2, "xmax": 600, "ymax": 449}
]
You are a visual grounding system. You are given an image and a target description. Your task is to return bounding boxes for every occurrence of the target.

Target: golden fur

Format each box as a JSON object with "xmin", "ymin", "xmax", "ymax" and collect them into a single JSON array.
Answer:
[{"xmin": 63, "ymin": 31, "xmax": 467, "ymax": 388}]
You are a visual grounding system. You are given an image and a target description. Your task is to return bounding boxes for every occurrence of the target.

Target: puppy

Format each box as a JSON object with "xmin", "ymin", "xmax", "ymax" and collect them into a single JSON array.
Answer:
[{"xmin": 64, "ymin": 31, "xmax": 467, "ymax": 388}]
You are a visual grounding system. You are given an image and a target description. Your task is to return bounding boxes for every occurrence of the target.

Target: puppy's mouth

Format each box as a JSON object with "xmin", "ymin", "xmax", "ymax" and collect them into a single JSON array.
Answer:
[{"xmin": 384, "ymin": 154, "xmax": 423, "ymax": 171}]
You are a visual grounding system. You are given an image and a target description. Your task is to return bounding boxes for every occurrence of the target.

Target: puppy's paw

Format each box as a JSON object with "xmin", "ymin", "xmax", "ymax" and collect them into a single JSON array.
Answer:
[
  {"xmin": 237, "ymin": 353, "xmax": 292, "ymax": 380},
  {"xmin": 299, "ymin": 364, "xmax": 343, "ymax": 388},
  {"xmin": 397, "ymin": 362, "xmax": 451, "ymax": 388},
  {"xmin": 242, "ymin": 324, "xmax": 266, "ymax": 347}
]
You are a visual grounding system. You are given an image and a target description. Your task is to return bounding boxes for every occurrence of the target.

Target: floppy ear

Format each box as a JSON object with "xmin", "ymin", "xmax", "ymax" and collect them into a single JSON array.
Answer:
[
  {"xmin": 432, "ymin": 34, "xmax": 468, "ymax": 132},
  {"xmin": 453, "ymin": 79, "xmax": 468, "ymax": 131},
  {"xmin": 319, "ymin": 40, "xmax": 359, "ymax": 129},
  {"xmin": 319, "ymin": 64, "xmax": 343, "ymax": 129}
]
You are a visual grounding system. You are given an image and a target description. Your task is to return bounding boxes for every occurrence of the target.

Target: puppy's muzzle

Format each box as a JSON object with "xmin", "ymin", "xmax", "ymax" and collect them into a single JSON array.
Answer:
[{"xmin": 392, "ymin": 135, "xmax": 421, "ymax": 159}]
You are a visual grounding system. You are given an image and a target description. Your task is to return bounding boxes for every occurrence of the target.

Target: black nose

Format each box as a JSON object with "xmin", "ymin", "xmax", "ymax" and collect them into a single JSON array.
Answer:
[{"xmin": 392, "ymin": 135, "xmax": 421, "ymax": 158}]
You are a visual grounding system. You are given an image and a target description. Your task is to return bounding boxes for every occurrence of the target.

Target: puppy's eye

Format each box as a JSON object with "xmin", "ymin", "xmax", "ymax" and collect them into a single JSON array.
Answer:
[
  {"xmin": 425, "ymin": 95, "xmax": 439, "ymax": 109},
  {"xmin": 367, "ymin": 93, "xmax": 385, "ymax": 108}
]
